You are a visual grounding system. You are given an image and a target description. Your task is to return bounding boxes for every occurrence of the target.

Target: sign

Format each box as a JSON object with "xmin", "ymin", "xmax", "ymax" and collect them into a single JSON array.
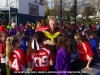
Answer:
[{"xmin": 28, "ymin": 3, "xmax": 39, "ymax": 16}]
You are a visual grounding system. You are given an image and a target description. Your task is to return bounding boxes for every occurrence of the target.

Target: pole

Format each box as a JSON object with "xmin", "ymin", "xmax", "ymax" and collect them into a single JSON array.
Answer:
[
  {"xmin": 74, "ymin": 0, "xmax": 77, "ymax": 28},
  {"xmin": 9, "ymin": 7, "xmax": 11, "ymax": 23},
  {"xmin": 59, "ymin": 0, "xmax": 62, "ymax": 28}
]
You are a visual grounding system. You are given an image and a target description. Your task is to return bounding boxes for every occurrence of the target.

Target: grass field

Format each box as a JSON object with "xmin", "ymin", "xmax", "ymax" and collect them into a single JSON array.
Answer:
[{"xmin": 65, "ymin": 18, "xmax": 100, "ymax": 26}]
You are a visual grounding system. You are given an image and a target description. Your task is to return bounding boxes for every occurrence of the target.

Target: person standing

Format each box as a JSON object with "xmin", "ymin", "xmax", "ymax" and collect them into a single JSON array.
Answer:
[
  {"xmin": 55, "ymin": 34, "xmax": 71, "ymax": 75},
  {"xmin": 43, "ymin": 16, "xmax": 63, "ymax": 74},
  {"xmin": 6, "ymin": 35, "xmax": 27, "ymax": 75},
  {"xmin": 86, "ymin": 30, "xmax": 98, "ymax": 57},
  {"xmin": 0, "ymin": 32, "xmax": 7, "ymax": 75},
  {"xmin": 18, "ymin": 23, "xmax": 24, "ymax": 32},
  {"xmin": 26, "ymin": 31, "xmax": 54, "ymax": 75},
  {"xmin": 9, "ymin": 23, "xmax": 17, "ymax": 36},
  {"xmin": 44, "ymin": 16, "xmax": 63, "ymax": 57},
  {"xmin": 0, "ymin": 20, "xmax": 8, "ymax": 36}
]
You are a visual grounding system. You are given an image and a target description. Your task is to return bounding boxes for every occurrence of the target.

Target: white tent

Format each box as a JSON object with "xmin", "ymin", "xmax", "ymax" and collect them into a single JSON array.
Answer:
[{"xmin": 77, "ymin": 14, "xmax": 83, "ymax": 19}]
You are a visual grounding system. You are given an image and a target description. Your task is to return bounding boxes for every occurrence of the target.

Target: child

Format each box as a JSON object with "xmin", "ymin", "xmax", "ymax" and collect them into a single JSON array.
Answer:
[
  {"xmin": 86, "ymin": 30, "xmax": 99, "ymax": 64},
  {"xmin": 0, "ymin": 31, "xmax": 7, "ymax": 75},
  {"xmin": 7, "ymin": 23, "xmax": 11, "ymax": 30},
  {"xmin": 28, "ymin": 23, "xmax": 34, "ymax": 37},
  {"xmin": 18, "ymin": 23, "xmax": 24, "ymax": 32},
  {"xmin": 55, "ymin": 34, "xmax": 71, "ymax": 75},
  {"xmin": 71, "ymin": 32, "xmax": 93, "ymax": 75},
  {"xmin": 0, "ymin": 20, "xmax": 9, "ymax": 36},
  {"xmin": 31, "ymin": 23, "xmax": 36, "ymax": 30},
  {"xmin": 6, "ymin": 35, "xmax": 27, "ymax": 75},
  {"xmin": 9, "ymin": 23, "xmax": 17, "ymax": 36},
  {"xmin": 86, "ymin": 30, "xmax": 98, "ymax": 57},
  {"xmin": 23, "ymin": 25, "xmax": 30, "ymax": 45},
  {"xmin": 18, "ymin": 31, "xmax": 28, "ymax": 55},
  {"xmin": 35, "ymin": 21, "xmax": 41, "ymax": 32},
  {"xmin": 26, "ymin": 31, "xmax": 54, "ymax": 75}
]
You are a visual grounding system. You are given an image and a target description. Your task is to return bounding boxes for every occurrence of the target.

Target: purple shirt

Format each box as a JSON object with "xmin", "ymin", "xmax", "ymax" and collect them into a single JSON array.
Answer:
[
  {"xmin": 18, "ymin": 26, "xmax": 24, "ymax": 32},
  {"xmin": 55, "ymin": 46, "xmax": 71, "ymax": 75},
  {"xmin": 9, "ymin": 28, "xmax": 17, "ymax": 36}
]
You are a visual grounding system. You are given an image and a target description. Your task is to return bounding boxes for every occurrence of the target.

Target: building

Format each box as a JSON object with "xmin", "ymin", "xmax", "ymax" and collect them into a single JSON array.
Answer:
[{"xmin": 0, "ymin": 0, "xmax": 45, "ymax": 25}]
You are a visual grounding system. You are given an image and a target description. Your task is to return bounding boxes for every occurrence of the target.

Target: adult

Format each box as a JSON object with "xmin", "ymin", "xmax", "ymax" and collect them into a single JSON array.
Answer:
[
  {"xmin": 0, "ymin": 20, "xmax": 8, "ymax": 36},
  {"xmin": 44, "ymin": 16, "xmax": 63, "ymax": 57},
  {"xmin": 43, "ymin": 16, "xmax": 63, "ymax": 74}
]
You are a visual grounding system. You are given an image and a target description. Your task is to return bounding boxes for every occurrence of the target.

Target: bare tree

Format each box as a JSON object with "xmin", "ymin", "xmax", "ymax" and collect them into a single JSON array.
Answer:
[{"xmin": 82, "ymin": 3, "xmax": 96, "ymax": 19}]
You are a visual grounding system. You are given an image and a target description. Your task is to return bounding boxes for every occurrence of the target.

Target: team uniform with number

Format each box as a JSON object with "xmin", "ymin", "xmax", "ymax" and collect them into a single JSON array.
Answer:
[
  {"xmin": 9, "ymin": 49, "xmax": 27, "ymax": 71},
  {"xmin": 26, "ymin": 46, "xmax": 54, "ymax": 71}
]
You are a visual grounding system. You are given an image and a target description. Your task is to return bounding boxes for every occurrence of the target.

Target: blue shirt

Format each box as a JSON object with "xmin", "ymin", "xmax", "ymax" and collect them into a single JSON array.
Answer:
[
  {"xmin": 89, "ymin": 38, "xmax": 98, "ymax": 57},
  {"xmin": 19, "ymin": 38, "xmax": 27, "ymax": 55}
]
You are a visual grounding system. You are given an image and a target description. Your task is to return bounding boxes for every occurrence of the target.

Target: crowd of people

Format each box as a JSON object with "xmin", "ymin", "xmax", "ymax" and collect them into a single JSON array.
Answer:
[{"xmin": 0, "ymin": 16, "xmax": 100, "ymax": 75}]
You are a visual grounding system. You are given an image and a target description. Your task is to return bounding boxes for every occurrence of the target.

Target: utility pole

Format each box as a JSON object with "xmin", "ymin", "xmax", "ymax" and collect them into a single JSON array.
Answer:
[
  {"xmin": 74, "ymin": 0, "xmax": 77, "ymax": 28},
  {"xmin": 59, "ymin": 0, "xmax": 62, "ymax": 28}
]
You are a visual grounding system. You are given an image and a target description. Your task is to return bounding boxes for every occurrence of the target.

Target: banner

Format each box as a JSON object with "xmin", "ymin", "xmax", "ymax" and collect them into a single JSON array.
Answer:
[{"xmin": 29, "ymin": 3, "xmax": 39, "ymax": 16}]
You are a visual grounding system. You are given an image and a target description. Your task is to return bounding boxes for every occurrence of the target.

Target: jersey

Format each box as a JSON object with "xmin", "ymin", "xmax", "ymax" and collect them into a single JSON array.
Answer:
[
  {"xmin": 77, "ymin": 42, "xmax": 93, "ymax": 61},
  {"xmin": 0, "ymin": 43, "xmax": 6, "ymax": 63},
  {"xmin": 35, "ymin": 26, "xmax": 49, "ymax": 32},
  {"xmin": 9, "ymin": 49, "xmax": 27, "ymax": 71},
  {"xmin": 26, "ymin": 46, "xmax": 54, "ymax": 71},
  {"xmin": 0, "ymin": 25, "xmax": 8, "ymax": 36}
]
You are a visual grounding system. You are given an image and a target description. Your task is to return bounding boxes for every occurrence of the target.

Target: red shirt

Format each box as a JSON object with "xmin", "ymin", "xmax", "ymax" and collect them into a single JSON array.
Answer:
[
  {"xmin": 0, "ymin": 43, "xmax": 5, "ymax": 53},
  {"xmin": 35, "ymin": 26, "xmax": 49, "ymax": 32},
  {"xmin": 62, "ymin": 24, "xmax": 67, "ymax": 29},
  {"xmin": 26, "ymin": 46, "xmax": 54, "ymax": 71},
  {"xmin": 9, "ymin": 49, "xmax": 27, "ymax": 71},
  {"xmin": 0, "ymin": 43, "xmax": 6, "ymax": 63},
  {"xmin": 77, "ymin": 42, "xmax": 93, "ymax": 61},
  {"xmin": 0, "ymin": 25, "xmax": 8, "ymax": 35}
]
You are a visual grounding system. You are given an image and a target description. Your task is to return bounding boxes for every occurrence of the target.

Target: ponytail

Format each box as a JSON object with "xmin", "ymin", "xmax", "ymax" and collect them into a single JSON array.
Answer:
[
  {"xmin": 27, "ymin": 31, "xmax": 45, "ymax": 55},
  {"xmin": 27, "ymin": 38, "xmax": 39, "ymax": 55},
  {"xmin": 6, "ymin": 37, "xmax": 13, "ymax": 61}
]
